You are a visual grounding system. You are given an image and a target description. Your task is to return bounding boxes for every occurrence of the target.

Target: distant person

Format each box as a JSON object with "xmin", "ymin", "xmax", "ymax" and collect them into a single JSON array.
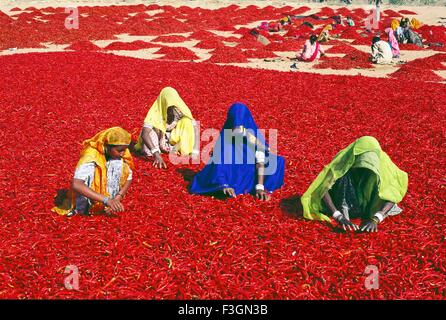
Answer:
[
  {"xmin": 371, "ymin": 36, "xmax": 393, "ymax": 64},
  {"xmin": 385, "ymin": 28, "xmax": 400, "ymax": 58},
  {"xmin": 300, "ymin": 35, "xmax": 325, "ymax": 62},
  {"xmin": 318, "ymin": 24, "xmax": 333, "ymax": 43},
  {"xmin": 400, "ymin": 19, "xmax": 423, "ymax": 47},
  {"xmin": 249, "ymin": 29, "xmax": 271, "ymax": 45},
  {"xmin": 346, "ymin": 16, "xmax": 355, "ymax": 27}
]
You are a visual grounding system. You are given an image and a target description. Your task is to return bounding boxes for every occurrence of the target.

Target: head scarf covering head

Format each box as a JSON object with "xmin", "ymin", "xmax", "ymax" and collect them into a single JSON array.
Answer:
[
  {"xmin": 140, "ymin": 87, "xmax": 195, "ymax": 155},
  {"xmin": 189, "ymin": 102, "xmax": 284, "ymax": 195},
  {"xmin": 391, "ymin": 18, "xmax": 400, "ymax": 31},
  {"xmin": 410, "ymin": 18, "xmax": 423, "ymax": 30},
  {"xmin": 411, "ymin": 18, "xmax": 422, "ymax": 30},
  {"xmin": 301, "ymin": 136, "xmax": 408, "ymax": 222},
  {"xmin": 143, "ymin": 87, "xmax": 194, "ymax": 133},
  {"xmin": 78, "ymin": 126, "xmax": 133, "ymax": 169},
  {"xmin": 223, "ymin": 102, "xmax": 267, "ymax": 148},
  {"xmin": 83, "ymin": 126, "xmax": 131, "ymax": 148}
]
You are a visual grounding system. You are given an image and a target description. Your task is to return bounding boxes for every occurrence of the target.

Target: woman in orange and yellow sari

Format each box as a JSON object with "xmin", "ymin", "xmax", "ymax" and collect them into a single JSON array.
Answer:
[{"xmin": 52, "ymin": 127, "xmax": 134, "ymax": 217}]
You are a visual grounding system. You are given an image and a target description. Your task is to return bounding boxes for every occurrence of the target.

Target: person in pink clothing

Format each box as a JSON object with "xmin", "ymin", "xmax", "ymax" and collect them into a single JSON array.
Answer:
[
  {"xmin": 385, "ymin": 28, "xmax": 400, "ymax": 58},
  {"xmin": 299, "ymin": 35, "xmax": 325, "ymax": 62}
]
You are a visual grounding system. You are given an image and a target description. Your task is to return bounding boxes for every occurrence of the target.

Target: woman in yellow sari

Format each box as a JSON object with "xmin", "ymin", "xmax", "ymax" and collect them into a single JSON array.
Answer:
[
  {"xmin": 317, "ymin": 24, "xmax": 333, "ymax": 43},
  {"xmin": 134, "ymin": 87, "xmax": 199, "ymax": 169},
  {"xmin": 52, "ymin": 127, "xmax": 134, "ymax": 217}
]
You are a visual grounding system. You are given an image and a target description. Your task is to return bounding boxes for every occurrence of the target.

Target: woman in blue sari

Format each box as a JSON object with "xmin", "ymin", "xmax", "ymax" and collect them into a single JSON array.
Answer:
[{"xmin": 190, "ymin": 102, "xmax": 285, "ymax": 200}]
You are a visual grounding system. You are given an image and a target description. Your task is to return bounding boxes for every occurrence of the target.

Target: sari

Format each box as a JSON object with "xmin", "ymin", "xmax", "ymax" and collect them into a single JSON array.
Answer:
[
  {"xmin": 404, "ymin": 28, "xmax": 423, "ymax": 47},
  {"xmin": 317, "ymin": 24, "xmax": 333, "ymax": 42},
  {"xmin": 189, "ymin": 103, "xmax": 285, "ymax": 195},
  {"xmin": 135, "ymin": 87, "xmax": 195, "ymax": 156},
  {"xmin": 385, "ymin": 27, "xmax": 400, "ymax": 57},
  {"xmin": 300, "ymin": 40, "xmax": 322, "ymax": 62},
  {"xmin": 301, "ymin": 136, "xmax": 408, "ymax": 222},
  {"xmin": 52, "ymin": 127, "xmax": 134, "ymax": 215}
]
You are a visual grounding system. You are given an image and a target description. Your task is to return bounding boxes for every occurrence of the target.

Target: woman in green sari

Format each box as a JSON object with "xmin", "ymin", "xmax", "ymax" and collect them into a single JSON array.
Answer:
[{"xmin": 301, "ymin": 136, "xmax": 408, "ymax": 232}]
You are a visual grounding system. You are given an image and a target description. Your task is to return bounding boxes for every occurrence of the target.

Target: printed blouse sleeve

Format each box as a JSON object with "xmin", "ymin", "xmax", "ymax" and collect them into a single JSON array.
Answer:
[{"xmin": 74, "ymin": 162, "xmax": 95, "ymax": 182}]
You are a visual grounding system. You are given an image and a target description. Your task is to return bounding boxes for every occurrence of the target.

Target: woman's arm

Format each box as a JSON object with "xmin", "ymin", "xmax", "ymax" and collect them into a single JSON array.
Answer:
[
  {"xmin": 72, "ymin": 179, "xmax": 124, "ymax": 212},
  {"xmin": 323, "ymin": 191, "xmax": 358, "ymax": 231},
  {"xmin": 141, "ymin": 126, "xmax": 166, "ymax": 169},
  {"xmin": 257, "ymin": 162, "xmax": 265, "ymax": 185},
  {"xmin": 361, "ymin": 201, "xmax": 396, "ymax": 233},
  {"xmin": 72, "ymin": 178, "xmax": 105, "ymax": 203},
  {"xmin": 319, "ymin": 44, "xmax": 325, "ymax": 56},
  {"xmin": 322, "ymin": 191, "xmax": 338, "ymax": 214},
  {"xmin": 256, "ymin": 162, "xmax": 270, "ymax": 201},
  {"xmin": 245, "ymin": 130, "xmax": 268, "ymax": 153},
  {"xmin": 115, "ymin": 179, "xmax": 132, "ymax": 201},
  {"xmin": 374, "ymin": 201, "xmax": 395, "ymax": 222}
]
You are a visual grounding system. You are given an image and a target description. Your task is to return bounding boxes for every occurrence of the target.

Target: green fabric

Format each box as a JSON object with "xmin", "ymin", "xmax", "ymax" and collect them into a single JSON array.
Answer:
[{"xmin": 301, "ymin": 136, "xmax": 409, "ymax": 222}]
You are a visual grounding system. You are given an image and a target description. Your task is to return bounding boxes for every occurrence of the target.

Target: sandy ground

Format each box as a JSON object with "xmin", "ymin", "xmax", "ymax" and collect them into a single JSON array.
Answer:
[{"xmin": 1, "ymin": 0, "xmax": 446, "ymax": 79}]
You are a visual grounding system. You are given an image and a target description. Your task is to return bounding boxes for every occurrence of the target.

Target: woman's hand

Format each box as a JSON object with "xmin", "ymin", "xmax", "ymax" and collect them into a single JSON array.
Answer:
[
  {"xmin": 361, "ymin": 220, "xmax": 378, "ymax": 232},
  {"xmin": 153, "ymin": 153, "xmax": 167, "ymax": 169},
  {"xmin": 105, "ymin": 198, "xmax": 124, "ymax": 213},
  {"xmin": 223, "ymin": 188, "xmax": 236, "ymax": 198},
  {"xmin": 104, "ymin": 206, "xmax": 113, "ymax": 216},
  {"xmin": 256, "ymin": 190, "xmax": 270, "ymax": 201},
  {"xmin": 336, "ymin": 215, "xmax": 359, "ymax": 231}
]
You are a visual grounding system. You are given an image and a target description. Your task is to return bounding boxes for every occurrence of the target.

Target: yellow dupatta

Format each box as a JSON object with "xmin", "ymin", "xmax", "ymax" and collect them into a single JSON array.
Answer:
[
  {"xmin": 135, "ymin": 87, "xmax": 196, "ymax": 155},
  {"xmin": 52, "ymin": 127, "xmax": 134, "ymax": 215},
  {"xmin": 317, "ymin": 24, "xmax": 333, "ymax": 42},
  {"xmin": 391, "ymin": 19, "xmax": 400, "ymax": 31},
  {"xmin": 411, "ymin": 18, "xmax": 422, "ymax": 30}
]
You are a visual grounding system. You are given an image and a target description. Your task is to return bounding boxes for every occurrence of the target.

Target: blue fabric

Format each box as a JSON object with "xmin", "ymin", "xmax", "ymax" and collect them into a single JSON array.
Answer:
[{"xmin": 189, "ymin": 102, "xmax": 285, "ymax": 195}]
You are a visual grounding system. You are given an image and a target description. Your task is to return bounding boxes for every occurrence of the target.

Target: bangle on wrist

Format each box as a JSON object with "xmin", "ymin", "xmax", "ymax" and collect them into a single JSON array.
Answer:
[
  {"xmin": 332, "ymin": 210, "xmax": 342, "ymax": 221},
  {"xmin": 374, "ymin": 212, "xmax": 384, "ymax": 223},
  {"xmin": 371, "ymin": 217, "xmax": 380, "ymax": 224},
  {"xmin": 151, "ymin": 147, "xmax": 160, "ymax": 154},
  {"xmin": 255, "ymin": 184, "xmax": 265, "ymax": 191}
]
